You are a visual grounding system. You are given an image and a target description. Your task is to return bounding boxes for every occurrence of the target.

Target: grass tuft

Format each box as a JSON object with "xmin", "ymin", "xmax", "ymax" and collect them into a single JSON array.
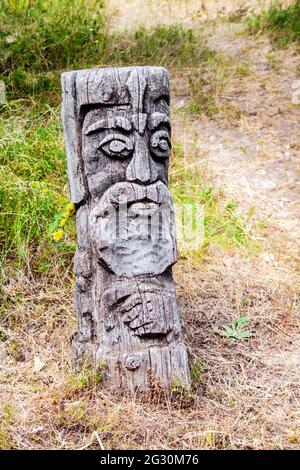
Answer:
[
  {"xmin": 0, "ymin": 0, "xmax": 105, "ymax": 97},
  {"xmin": 246, "ymin": 1, "xmax": 300, "ymax": 46},
  {"xmin": 186, "ymin": 53, "xmax": 233, "ymax": 119}
]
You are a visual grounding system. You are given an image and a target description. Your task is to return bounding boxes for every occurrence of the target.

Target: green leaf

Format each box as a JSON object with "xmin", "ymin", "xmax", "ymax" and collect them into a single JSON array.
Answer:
[{"xmin": 221, "ymin": 315, "xmax": 253, "ymax": 341}]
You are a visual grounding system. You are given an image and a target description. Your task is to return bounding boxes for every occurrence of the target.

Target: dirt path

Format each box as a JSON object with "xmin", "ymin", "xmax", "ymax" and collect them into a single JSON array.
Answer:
[
  {"xmin": 106, "ymin": 1, "xmax": 300, "ymax": 267},
  {"xmin": 107, "ymin": 0, "xmax": 293, "ymax": 32},
  {"xmin": 205, "ymin": 23, "xmax": 300, "ymax": 258},
  {"xmin": 108, "ymin": 0, "xmax": 299, "ymax": 264},
  {"xmin": 169, "ymin": 21, "xmax": 300, "ymax": 269}
]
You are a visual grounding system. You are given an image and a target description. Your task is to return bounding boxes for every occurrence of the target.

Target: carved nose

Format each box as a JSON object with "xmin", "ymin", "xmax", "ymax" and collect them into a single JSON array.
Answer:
[{"xmin": 126, "ymin": 136, "xmax": 158, "ymax": 184}]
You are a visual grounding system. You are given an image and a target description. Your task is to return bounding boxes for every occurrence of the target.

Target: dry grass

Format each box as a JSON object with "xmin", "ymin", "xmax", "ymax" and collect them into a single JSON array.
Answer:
[
  {"xmin": 1, "ymin": 246, "xmax": 299, "ymax": 449},
  {"xmin": 1, "ymin": 2, "xmax": 300, "ymax": 451}
]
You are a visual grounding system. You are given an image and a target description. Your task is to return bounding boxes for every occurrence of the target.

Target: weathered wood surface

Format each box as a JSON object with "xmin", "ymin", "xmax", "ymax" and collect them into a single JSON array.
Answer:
[{"xmin": 61, "ymin": 66, "xmax": 190, "ymax": 392}]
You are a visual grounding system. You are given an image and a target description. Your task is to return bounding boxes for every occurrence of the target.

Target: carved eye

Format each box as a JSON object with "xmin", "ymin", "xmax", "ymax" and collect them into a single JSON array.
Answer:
[
  {"xmin": 150, "ymin": 130, "xmax": 171, "ymax": 158},
  {"xmin": 99, "ymin": 134, "xmax": 133, "ymax": 159}
]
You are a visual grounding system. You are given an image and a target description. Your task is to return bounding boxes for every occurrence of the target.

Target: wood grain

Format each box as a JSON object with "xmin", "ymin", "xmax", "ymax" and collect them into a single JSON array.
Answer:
[{"xmin": 61, "ymin": 66, "xmax": 190, "ymax": 392}]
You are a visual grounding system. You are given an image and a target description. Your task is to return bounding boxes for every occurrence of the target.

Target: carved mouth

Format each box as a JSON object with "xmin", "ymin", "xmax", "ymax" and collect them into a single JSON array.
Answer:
[
  {"xmin": 102, "ymin": 181, "xmax": 170, "ymax": 206},
  {"xmin": 92, "ymin": 180, "xmax": 172, "ymax": 218},
  {"xmin": 129, "ymin": 201, "xmax": 158, "ymax": 216}
]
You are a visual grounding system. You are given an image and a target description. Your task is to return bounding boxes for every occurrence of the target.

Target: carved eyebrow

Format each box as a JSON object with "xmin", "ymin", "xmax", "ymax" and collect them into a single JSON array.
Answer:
[
  {"xmin": 85, "ymin": 116, "xmax": 132, "ymax": 135},
  {"xmin": 148, "ymin": 112, "xmax": 170, "ymax": 131}
]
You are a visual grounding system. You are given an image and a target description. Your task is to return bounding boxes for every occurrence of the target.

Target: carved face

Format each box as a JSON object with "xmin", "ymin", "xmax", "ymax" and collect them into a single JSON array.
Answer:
[
  {"xmin": 81, "ymin": 75, "xmax": 171, "ymax": 198},
  {"xmin": 79, "ymin": 68, "xmax": 177, "ymax": 276},
  {"xmin": 82, "ymin": 105, "xmax": 170, "ymax": 196}
]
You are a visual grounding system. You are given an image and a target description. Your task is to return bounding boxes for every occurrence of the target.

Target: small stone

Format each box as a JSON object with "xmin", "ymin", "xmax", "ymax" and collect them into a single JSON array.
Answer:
[
  {"xmin": 267, "ymin": 106, "xmax": 280, "ymax": 117},
  {"xmin": 262, "ymin": 253, "xmax": 275, "ymax": 263},
  {"xmin": 291, "ymin": 80, "xmax": 300, "ymax": 104},
  {"xmin": 0, "ymin": 345, "xmax": 7, "ymax": 362},
  {"xmin": 291, "ymin": 93, "xmax": 300, "ymax": 105},
  {"xmin": 291, "ymin": 80, "xmax": 300, "ymax": 91},
  {"xmin": 33, "ymin": 356, "xmax": 45, "ymax": 372},
  {"xmin": 30, "ymin": 426, "xmax": 44, "ymax": 435},
  {"xmin": 245, "ymin": 104, "xmax": 257, "ymax": 116},
  {"xmin": 0, "ymin": 81, "xmax": 6, "ymax": 104},
  {"xmin": 258, "ymin": 63, "xmax": 272, "ymax": 72}
]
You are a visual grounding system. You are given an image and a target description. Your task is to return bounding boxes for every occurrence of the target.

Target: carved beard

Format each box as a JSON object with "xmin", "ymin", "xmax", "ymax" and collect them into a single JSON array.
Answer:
[{"xmin": 89, "ymin": 180, "xmax": 177, "ymax": 276}]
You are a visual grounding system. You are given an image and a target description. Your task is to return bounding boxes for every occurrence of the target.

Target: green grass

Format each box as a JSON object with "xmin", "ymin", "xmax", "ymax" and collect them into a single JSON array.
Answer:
[
  {"xmin": 246, "ymin": 1, "xmax": 300, "ymax": 46},
  {"xmin": 187, "ymin": 53, "xmax": 231, "ymax": 118},
  {"xmin": 0, "ymin": 0, "xmax": 206, "ymax": 100},
  {"xmin": 0, "ymin": 0, "xmax": 105, "ymax": 98},
  {"xmin": 0, "ymin": 0, "xmax": 105, "ymax": 70},
  {"xmin": 0, "ymin": 101, "xmax": 75, "ymax": 269},
  {"xmin": 169, "ymin": 143, "xmax": 252, "ymax": 258},
  {"xmin": 106, "ymin": 25, "xmax": 207, "ymax": 69},
  {"xmin": 0, "ymin": 0, "xmax": 252, "ymax": 277},
  {"xmin": 0, "ymin": 0, "xmax": 209, "ymax": 272}
]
